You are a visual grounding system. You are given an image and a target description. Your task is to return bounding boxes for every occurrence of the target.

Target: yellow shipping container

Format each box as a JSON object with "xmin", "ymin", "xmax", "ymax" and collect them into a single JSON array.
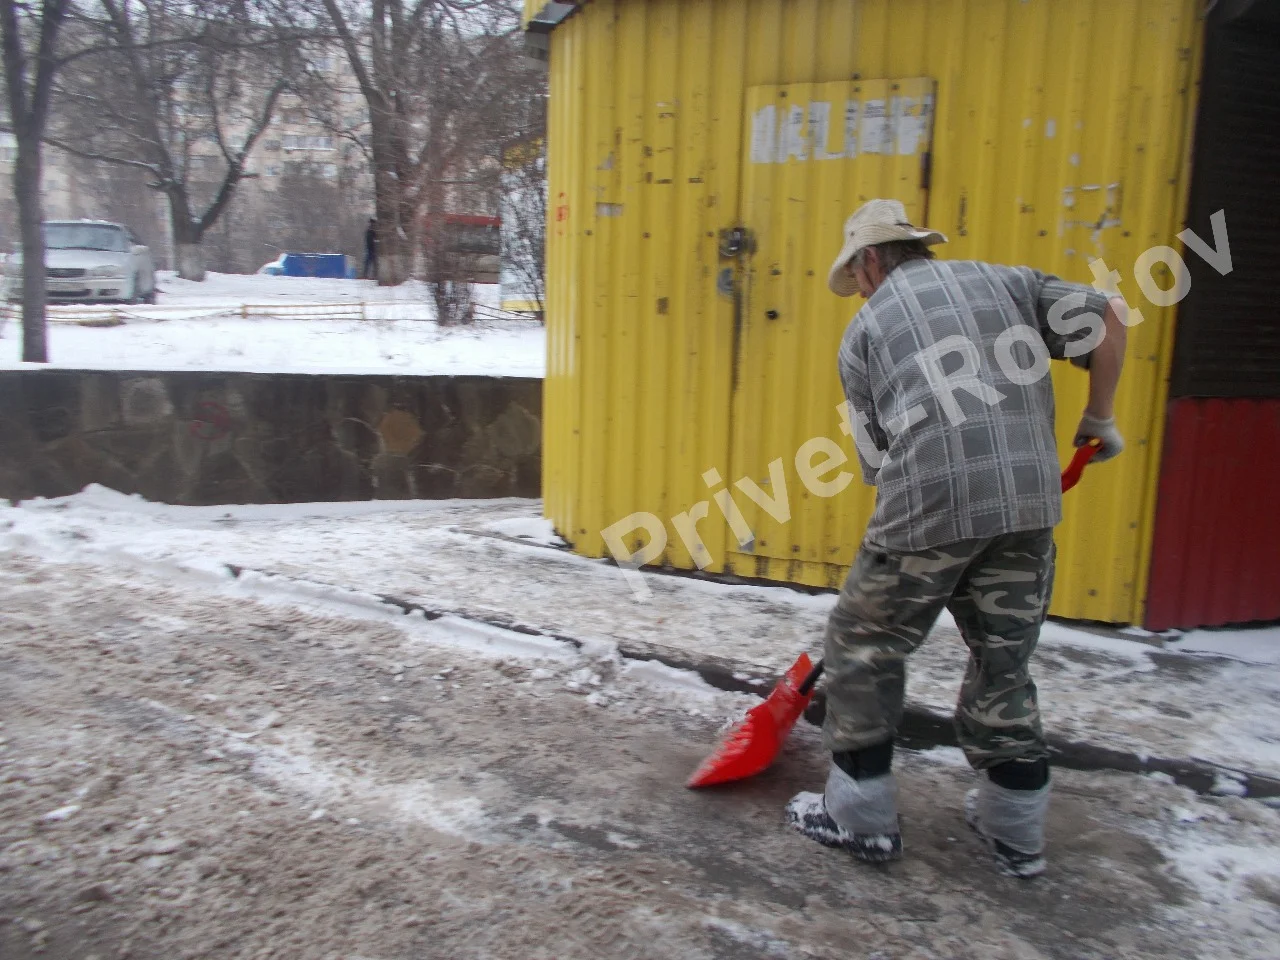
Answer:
[{"xmin": 530, "ymin": 0, "xmax": 1204, "ymax": 624}]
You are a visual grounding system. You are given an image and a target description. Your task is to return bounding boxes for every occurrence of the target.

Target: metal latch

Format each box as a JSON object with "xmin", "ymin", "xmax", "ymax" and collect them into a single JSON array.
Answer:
[{"xmin": 718, "ymin": 226, "xmax": 753, "ymax": 258}]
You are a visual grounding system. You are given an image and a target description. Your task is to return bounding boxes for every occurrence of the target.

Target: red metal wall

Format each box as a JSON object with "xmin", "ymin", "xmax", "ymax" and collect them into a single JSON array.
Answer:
[{"xmin": 1145, "ymin": 398, "xmax": 1280, "ymax": 630}]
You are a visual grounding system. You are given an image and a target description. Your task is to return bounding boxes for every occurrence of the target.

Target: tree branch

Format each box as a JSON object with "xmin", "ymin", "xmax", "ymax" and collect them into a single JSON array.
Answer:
[
  {"xmin": 321, "ymin": 0, "xmax": 380, "ymax": 106},
  {"xmin": 99, "ymin": 0, "xmax": 175, "ymax": 182},
  {"xmin": 43, "ymin": 135, "xmax": 163, "ymax": 178},
  {"xmin": 197, "ymin": 79, "xmax": 285, "ymax": 235}
]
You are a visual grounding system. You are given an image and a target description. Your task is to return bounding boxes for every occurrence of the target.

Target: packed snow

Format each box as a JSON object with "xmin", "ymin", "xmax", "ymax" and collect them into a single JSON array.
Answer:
[
  {"xmin": 0, "ymin": 271, "xmax": 545, "ymax": 376},
  {"xmin": 481, "ymin": 515, "xmax": 569, "ymax": 547},
  {"xmin": 3, "ymin": 487, "xmax": 1280, "ymax": 958},
  {"xmin": 3, "ymin": 485, "xmax": 1279, "ymax": 781},
  {"xmin": 1164, "ymin": 627, "xmax": 1280, "ymax": 666}
]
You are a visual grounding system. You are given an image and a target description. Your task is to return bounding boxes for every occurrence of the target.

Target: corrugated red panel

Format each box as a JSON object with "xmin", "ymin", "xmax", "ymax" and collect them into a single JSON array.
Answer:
[{"xmin": 1146, "ymin": 398, "xmax": 1280, "ymax": 630}]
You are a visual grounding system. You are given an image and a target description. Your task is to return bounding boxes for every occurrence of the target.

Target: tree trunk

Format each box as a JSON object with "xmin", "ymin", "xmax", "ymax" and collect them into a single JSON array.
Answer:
[
  {"xmin": 169, "ymin": 193, "xmax": 206, "ymax": 282},
  {"xmin": 375, "ymin": 224, "xmax": 410, "ymax": 286},
  {"xmin": 13, "ymin": 145, "xmax": 47, "ymax": 363},
  {"xmin": 370, "ymin": 117, "xmax": 410, "ymax": 286},
  {"xmin": 174, "ymin": 243, "xmax": 205, "ymax": 282}
]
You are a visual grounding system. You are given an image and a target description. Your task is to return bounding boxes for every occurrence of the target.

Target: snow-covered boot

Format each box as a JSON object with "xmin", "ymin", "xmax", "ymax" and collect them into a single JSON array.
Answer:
[
  {"xmin": 785, "ymin": 765, "xmax": 902, "ymax": 863},
  {"xmin": 964, "ymin": 778, "xmax": 1050, "ymax": 879}
]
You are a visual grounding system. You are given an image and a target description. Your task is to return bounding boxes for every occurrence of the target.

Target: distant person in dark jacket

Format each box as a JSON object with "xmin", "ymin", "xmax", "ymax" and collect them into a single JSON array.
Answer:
[{"xmin": 363, "ymin": 218, "xmax": 378, "ymax": 280}]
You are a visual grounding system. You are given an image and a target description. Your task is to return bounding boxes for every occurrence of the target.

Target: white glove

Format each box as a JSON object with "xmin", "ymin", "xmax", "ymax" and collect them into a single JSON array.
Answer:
[{"xmin": 1074, "ymin": 412, "xmax": 1124, "ymax": 462}]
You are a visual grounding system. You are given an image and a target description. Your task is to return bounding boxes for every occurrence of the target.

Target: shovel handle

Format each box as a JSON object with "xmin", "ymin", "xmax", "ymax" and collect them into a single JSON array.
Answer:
[
  {"xmin": 799, "ymin": 659, "xmax": 825, "ymax": 695},
  {"xmin": 802, "ymin": 447, "xmax": 1098, "ymax": 695},
  {"xmin": 1061, "ymin": 439, "xmax": 1102, "ymax": 493}
]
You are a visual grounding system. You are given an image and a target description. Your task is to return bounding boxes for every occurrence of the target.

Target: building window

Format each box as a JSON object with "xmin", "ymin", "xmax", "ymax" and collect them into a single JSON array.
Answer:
[
  {"xmin": 323, "ymin": 163, "xmax": 338, "ymax": 178},
  {"xmin": 264, "ymin": 139, "xmax": 280, "ymax": 151},
  {"xmin": 283, "ymin": 134, "xmax": 334, "ymax": 151},
  {"xmin": 266, "ymin": 165, "xmax": 280, "ymax": 177}
]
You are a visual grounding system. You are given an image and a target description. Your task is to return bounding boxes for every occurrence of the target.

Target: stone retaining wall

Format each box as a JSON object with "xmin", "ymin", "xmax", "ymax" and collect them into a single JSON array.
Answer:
[{"xmin": 0, "ymin": 370, "xmax": 541, "ymax": 505}]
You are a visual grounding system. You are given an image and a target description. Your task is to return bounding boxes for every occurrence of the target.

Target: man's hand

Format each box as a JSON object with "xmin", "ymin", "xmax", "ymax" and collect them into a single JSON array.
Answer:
[{"xmin": 1074, "ymin": 411, "xmax": 1124, "ymax": 461}]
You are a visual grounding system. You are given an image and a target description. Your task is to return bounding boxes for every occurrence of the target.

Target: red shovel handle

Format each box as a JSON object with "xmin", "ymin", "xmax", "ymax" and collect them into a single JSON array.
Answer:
[{"xmin": 1061, "ymin": 439, "xmax": 1101, "ymax": 493}]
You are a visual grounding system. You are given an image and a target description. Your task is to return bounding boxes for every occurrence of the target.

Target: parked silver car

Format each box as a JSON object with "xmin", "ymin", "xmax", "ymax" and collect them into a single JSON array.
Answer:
[{"xmin": 5, "ymin": 220, "xmax": 157, "ymax": 303}]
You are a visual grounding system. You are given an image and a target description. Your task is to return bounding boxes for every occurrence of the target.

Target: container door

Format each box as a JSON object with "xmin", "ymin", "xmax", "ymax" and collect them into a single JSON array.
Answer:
[{"xmin": 725, "ymin": 78, "xmax": 935, "ymax": 586}]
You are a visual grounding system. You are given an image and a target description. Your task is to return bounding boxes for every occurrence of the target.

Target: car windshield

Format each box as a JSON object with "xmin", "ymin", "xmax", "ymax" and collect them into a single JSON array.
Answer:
[{"xmin": 43, "ymin": 223, "xmax": 128, "ymax": 253}]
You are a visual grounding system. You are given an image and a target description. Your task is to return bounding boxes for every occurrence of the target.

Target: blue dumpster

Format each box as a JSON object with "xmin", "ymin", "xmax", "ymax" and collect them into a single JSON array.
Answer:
[{"xmin": 280, "ymin": 253, "xmax": 348, "ymax": 279}]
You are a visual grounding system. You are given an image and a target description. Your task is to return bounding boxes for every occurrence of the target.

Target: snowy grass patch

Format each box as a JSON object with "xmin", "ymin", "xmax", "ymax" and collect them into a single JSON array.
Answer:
[{"xmin": 1, "ymin": 272, "xmax": 544, "ymax": 376}]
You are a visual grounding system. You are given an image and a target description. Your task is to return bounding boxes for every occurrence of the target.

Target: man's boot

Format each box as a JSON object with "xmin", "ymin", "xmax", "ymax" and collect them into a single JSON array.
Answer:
[
  {"xmin": 965, "ymin": 758, "xmax": 1051, "ymax": 878},
  {"xmin": 785, "ymin": 741, "xmax": 902, "ymax": 863}
]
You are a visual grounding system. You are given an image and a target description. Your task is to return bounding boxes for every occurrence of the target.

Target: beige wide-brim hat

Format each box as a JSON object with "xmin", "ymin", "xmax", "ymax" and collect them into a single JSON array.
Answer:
[{"xmin": 828, "ymin": 198, "xmax": 947, "ymax": 297}]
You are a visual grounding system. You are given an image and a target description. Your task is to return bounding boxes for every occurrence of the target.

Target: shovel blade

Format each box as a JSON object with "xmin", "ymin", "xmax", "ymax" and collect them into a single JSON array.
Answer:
[{"xmin": 686, "ymin": 652, "xmax": 816, "ymax": 788}]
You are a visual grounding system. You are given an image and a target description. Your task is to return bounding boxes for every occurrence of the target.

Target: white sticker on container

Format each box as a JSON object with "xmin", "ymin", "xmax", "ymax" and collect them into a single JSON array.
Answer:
[
  {"xmin": 861, "ymin": 99, "xmax": 887, "ymax": 155},
  {"xmin": 810, "ymin": 101, "xmax": 838, "ymax": 160},
  {"xmin": 750, "ymin": 104, "xmax": 777, "ymax": 165},
  {"xmin": 785, "ymin": 103, "xmax": 807, "ymax": 162},
  {"xmin": 897, "ymin": 97, "xmax": 921, "ymax": 155},
  {"xmin": 843, "ymin": 100, "xmax": 861, "ymax": 158}
]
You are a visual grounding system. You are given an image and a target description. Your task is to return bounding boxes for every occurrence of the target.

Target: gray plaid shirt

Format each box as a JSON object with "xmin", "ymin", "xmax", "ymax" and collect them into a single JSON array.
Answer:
[{"xmin": 838, "ymin": 258, "xmax": 1109, "ymax": 550}]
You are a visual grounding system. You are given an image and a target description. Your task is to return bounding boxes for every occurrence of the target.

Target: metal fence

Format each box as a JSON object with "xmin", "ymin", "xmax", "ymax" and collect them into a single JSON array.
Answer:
[{"xmin": 0, "ymin": 299, "xmax": 531, "ymax": 327}]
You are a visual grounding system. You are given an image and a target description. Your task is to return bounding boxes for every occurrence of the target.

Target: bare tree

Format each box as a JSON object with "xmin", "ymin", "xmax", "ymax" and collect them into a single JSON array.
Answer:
[
  {"xmin": 500, "ymin": 144, "xmax": 546, "ymax": 319},
  {"xmin": 423, "ymin": 16, "xmax": 544, "ymax": 322},
  {"xmin": 284, "ymin": 0, "xmax": 526, "ymax": 291},
  {"xmin": 0, "ymin": 0, "xmax": 69, "ymax": 362},
  {"xmin": 46, "ymin": 0, "xmax": 308, "ymax": 280}
]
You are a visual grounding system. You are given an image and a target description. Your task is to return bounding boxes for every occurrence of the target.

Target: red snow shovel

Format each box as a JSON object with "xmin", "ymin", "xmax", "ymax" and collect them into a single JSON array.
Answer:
[{"xmin": 686, "ymin": 440, "xmax": 1101, "ymax": 789}]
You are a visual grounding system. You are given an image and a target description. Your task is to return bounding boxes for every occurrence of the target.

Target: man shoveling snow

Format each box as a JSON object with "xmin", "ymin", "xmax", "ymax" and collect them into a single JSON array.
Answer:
[{"xmin": 783, "ymin": 199, "xmax": 1128, "ymax": 878}]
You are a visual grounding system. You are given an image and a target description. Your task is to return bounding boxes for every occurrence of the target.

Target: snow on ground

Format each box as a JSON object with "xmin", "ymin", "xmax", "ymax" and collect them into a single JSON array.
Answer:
[
  {"xmin": 3, "ymin": 493, "xmax": 1280, "ymax": 958},
  {"xmin": 0, "ymin": 271, "xmax": 545, "ymax": 376},
  {"xmin": 482, "ymin": 515, "xmax": 569, "ymax": 547},
  {"xmin": 1164, "ymin": 627, "xmax": 1280, "ymax": 666},
  {"xmin": 3, "ymin": 486, "xmax": 1279, "ymax": 785}
]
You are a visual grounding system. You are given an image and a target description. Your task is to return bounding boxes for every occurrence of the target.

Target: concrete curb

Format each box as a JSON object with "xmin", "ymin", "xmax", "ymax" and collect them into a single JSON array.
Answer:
[{"xmin": 224, "ymin": 563, "xmax": 1280, "ymax": 802}]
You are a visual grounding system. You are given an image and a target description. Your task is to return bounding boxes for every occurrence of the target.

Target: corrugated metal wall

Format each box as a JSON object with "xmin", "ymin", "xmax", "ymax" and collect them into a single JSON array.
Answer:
[
  {"xmin": 542, "ymin": 0, "xmax": 1203, "ymax": 624},
  {"xmin": 1168, "ymin": 17, "xmax": 1280, "ymax": 399},
  {"xmin": 1144, "ymin": 9, "xmax": 1280, "ymax": 630},
  {"xmin": 1146, "ymin": 399, "xmax": 1280, "ymax": 630}
]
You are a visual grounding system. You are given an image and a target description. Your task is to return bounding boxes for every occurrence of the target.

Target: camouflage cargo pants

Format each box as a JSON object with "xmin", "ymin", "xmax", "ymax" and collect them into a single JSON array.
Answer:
[{"xmin": 822, "ymin": 528, "xmax": 1055, "ymax": 769}]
